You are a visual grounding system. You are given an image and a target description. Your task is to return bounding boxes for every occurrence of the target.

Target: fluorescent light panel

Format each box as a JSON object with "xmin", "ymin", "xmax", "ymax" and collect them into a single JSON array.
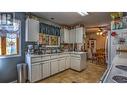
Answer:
[{"xmin": 78, "ymin": 12, "xmax": 88, "ymax": 16}]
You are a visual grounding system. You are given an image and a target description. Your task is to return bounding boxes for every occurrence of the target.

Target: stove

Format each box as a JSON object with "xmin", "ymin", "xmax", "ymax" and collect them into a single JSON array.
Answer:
[
  {"xmin": 115, "ymin": 65, "xmax": 127, "ymax": 71},
  {"xmin": 112, "ymin": 75, "xmax": 127, "ymax": 83}
]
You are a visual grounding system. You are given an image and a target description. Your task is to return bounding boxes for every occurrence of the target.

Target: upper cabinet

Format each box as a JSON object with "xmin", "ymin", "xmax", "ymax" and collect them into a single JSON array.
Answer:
[
  {"xmin": 61, "ymin": 27, "xmax": 85, "ymax": 44},
  {"xmin": 76, "ymin": 27, "xmax": 84, "ymax": 43},
  {"xmin": 25, "ymin": 18, "xmax": 39, "ymax": 42},
  {"xmin": 60, "ymin": 28, "xmax": 70, "ymax": 43},
  {"xmin": 69, "ymin": 29, "xmax": 76, "ymax": 43}
]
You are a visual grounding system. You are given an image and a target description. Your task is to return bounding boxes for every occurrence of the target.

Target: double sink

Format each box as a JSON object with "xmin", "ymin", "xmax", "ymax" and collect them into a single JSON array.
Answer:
[{"xmin": 112, "ymin": 65, "xmax": 127, "ymax": 83}]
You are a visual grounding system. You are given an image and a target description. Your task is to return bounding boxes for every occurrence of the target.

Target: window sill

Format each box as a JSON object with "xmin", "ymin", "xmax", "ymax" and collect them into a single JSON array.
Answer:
[{"xmin": 0, "ymin": 54, "xmax": 21, "ymax": 59}]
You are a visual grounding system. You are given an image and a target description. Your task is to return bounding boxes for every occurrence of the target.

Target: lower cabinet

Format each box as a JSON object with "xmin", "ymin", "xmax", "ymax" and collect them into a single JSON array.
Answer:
[
  {"xmin": 51, "ymin": 59, "xmax": 59, "ymax": 75},
  {"xmin": 65, "ymin": 56, "xmax": 70, "ymax": 69},
  {"xmin": 70, "ymin": 57, "xmax": 81, "ymax": 71},
  {"xmin": 31, "ymin": 63, "xmax": 41, "ymax": 82},
  {"xmin": 41, "ymin": 61, "xmax": 50, "ymax": 79},
  {"xmin": 26, "ymin": 53, "xmax": 84, "ymax": 82},
  {"xmin": 58, "ymin": 58, "xmax": 66, "ymax": 72}
]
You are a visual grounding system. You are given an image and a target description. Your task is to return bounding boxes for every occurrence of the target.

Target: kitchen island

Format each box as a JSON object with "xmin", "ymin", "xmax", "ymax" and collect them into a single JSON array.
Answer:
[{"xmin": 25, "ymin": 52, "xmax": 87, "ymax": 82}]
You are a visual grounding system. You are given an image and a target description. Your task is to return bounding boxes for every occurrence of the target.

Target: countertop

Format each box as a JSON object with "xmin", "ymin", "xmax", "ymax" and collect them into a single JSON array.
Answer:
[{"xmin": 26, "ymin": 51, "xmax": 87, "ymax": 57}]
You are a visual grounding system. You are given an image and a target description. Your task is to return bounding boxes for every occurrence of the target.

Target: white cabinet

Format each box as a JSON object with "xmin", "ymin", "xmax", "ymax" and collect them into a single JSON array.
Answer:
[
  {"xmin": 64, "ymin": 28, "xmax": 70, "ymax": 43},
  {"xmin": 70, "ymin": 57, "xmax": 81, "ymax": 71},
  {"xmin": 58, "ymin": 58, "xmax": 66, "ymax": 72},
  {"xmin": 26, "ymin": 18, "xmax": 39, "ymax": 42},
  {"xmin": 61, "ymin": 27, "xmax": 84, "ymax": 44},
  {"xmin": 31, "ymin": 63, "xmax": 41, "ymax": 82},
  {"xmin": 61, "ymin": 28, "xmax": 70, "ymax": 43},
  {"xmin": 69, "ymin": 29, "xmax": 76, "ymax": 43},
  {"xmin": 76, "ymin": 27, "xmax": 83, "ymax": 43},
  {"xmin": 26, "ymin": 52, "xmax": 87, "ymax": 82},
  {"xmin": 41, "ymin": 61, "xmax": 50, "ymax": 79},
  {"xmin": 65, "ymin": 56, "xmax": 70, "ymax": 69},
  {"xmin": 51, "ymin": 59, "xmax": 59, "ymax": 75}
]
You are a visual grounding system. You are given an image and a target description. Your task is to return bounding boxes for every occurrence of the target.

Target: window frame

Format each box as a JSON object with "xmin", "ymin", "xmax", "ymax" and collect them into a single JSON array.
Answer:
[{"xmin": 0, "ymin": 17, "xmax": 22, "ymax": 58}]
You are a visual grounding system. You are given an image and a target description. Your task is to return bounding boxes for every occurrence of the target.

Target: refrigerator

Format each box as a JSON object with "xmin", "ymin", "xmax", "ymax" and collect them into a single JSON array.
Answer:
[
  {"xmin": 100, "ymin": 29, "xmax": 127, "ymax": 82},
  {"xmin": 107, "ymin": 29, "xmax": 127, "ymax": 67}
]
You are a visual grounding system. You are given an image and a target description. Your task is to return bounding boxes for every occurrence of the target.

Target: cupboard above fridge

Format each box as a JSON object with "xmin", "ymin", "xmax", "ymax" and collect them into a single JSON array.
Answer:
[{"xmin": 25, "ymin": 18, "xmax": 39, "ymax": 42}]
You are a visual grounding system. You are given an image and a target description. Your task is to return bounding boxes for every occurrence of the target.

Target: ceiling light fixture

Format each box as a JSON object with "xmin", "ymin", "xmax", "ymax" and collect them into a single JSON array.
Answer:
[{"xmin": 78, "ymin": 12, "xmax": 88, "ymax": 16}]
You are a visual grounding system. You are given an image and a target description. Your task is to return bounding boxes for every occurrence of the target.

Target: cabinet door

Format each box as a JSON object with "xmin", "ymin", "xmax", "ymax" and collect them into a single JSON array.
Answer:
[
  {"xmin": 42, "ymin": 61, "xmax": 50, "ymax": 79},
  {"xmin": 65, "ymin": 57, "xmax": 70, "ymax": 69},
  {"xmin": 58, "ymin": 58, "xmax": 66, "ymax": 72},
  {"xmin": 51, "ymin": 59, "xmax": 59, "ymax": 75},
  {"xmin": 31, "ymin": 63, "xmax": 41, "ymax": 82},
  {"xmin": 26, "ymin": 18, "xmax": 39, "ymax": 42},
  {"xmin": 76, "ymin": 27, "xmax": 83, "ymax": 43},
  {"xmin": 64, "ymin": 28, "xmax": 70, "ymax": 43},
  {"xmin": 70, "ymin": 57, "xmax": 81, "ymax": 71},
  {"xmin": 69, "ymin": 29, "xmax": 76, "ymax": 43}
]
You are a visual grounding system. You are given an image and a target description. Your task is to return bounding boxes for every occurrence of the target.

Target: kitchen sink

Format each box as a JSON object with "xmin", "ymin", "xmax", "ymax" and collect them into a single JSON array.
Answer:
[
  {"xmin": 112, "ymin": 75, "xmax": 127, "ymax": 83},
  {"xmin": 115, "ymin": 65, "xmax": 127, "ymax": 71}
]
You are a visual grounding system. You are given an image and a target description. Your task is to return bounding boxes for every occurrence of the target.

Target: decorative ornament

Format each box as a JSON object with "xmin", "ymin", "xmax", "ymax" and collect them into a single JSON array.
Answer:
[{"xmin": 111, "ymin": 31, "xmax": 117, "ymax": 37}]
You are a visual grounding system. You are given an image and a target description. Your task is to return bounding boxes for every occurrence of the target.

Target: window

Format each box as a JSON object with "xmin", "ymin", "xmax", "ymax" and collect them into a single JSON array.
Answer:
[{"xmin": 0, "ymin": 13, "xmax": 21, "ymax": 56}]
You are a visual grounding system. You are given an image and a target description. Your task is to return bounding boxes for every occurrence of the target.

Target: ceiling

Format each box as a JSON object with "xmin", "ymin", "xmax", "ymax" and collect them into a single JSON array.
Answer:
[{"xmin": 32, "ymin": 12, "xmax": 111, "ymax": 27}]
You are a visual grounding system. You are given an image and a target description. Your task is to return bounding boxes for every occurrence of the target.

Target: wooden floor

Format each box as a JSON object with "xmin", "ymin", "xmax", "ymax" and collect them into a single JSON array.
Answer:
[{"xmin": 38, "ymin": 61, "xmax": 107, "ymax": 83}]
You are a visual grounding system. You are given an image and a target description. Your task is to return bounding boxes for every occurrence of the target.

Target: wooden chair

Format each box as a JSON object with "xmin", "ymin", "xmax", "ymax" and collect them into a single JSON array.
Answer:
[{"xmin": 96, "ymin": 49, "xmax": 105, "ymax": 64}]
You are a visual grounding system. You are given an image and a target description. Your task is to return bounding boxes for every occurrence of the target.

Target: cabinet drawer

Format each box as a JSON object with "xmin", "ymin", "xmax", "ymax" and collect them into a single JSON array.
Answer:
[
  {"xmin": 42, "ymin": 56, "xmax": 50, "ymax": 61},
  {"xmin": 31, "ymin": 57, "xmax": 42, "ymax": 63},
  {"xmin": 51, "ymin": 55, "xmax": 58, "ymax": 59},
  {"xmin": 59, "ymin": 54, "xmax": 66, "ymax": 58},
  {"xmin": 71, "ymin": 54, "xmax": 81, "ymax": 58}
]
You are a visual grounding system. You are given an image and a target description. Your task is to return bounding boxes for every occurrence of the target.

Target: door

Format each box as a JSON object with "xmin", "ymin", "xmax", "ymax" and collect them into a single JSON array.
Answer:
[
  {"xmin": 51, "ymin": 59, "xmax": 59, "ymax": 75},
  {"xmin": 65, "ymin": 56, "xmax": 70, "ymax": 69},
  {"xmin": 70, "ymin": 57, "xmax": 81, "ymax": 71},
  {"xmin": 58, "ymin": 58, "xmax": 66, "ymax": 72},
  {"xmin": 31, "ymin": 63, "xmax": 41, "ymax": 82},
  {"xmin": 42, "ymin": 61, "xmax": 51, "ymax": 79}
]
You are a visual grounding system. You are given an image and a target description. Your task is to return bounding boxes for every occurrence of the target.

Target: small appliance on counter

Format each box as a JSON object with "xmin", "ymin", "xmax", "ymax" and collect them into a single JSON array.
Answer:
[
  {"xmin": 27, "ymin": 45, "xmax": 34, "ymax": 54},
  {"xmin": 51, "ymin": 47, "xmax": 57, "ymax": 54},
  {"xmin": 45, "ymin": 47, "xmax": 51, "ymax": 54}
]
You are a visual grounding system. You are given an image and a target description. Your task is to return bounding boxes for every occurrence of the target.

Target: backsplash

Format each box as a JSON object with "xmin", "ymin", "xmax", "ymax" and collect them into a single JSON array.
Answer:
[{"xmin": 25, "ymin": 42, "xmax": 61, "ymax": 54}]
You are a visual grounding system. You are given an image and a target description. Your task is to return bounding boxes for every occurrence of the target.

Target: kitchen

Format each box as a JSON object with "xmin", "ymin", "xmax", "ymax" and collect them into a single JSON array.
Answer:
[{"xmin": 0, "ymin": 12, "xmax": 127, "ymax": 83}]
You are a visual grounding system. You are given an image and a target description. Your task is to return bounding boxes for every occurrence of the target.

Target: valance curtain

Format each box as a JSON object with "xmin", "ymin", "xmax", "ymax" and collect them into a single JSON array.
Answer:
[{"xmin": 40, "ymin": 23, "xmax": 60, "ymax": 36}]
